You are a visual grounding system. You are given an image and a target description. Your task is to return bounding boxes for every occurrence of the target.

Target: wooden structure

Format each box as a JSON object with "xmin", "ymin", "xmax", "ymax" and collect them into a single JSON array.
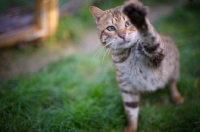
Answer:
[{"xmin": 0, "ymin": 0, "xmax": 58, "ymax": 48}]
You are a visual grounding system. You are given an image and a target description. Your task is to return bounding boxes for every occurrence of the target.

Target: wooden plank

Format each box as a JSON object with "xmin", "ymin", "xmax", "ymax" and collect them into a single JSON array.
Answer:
[
  {"xmin": 35, "ymin": 0, "xmax": 58, "ymax": 38},
  {"xmin": 0, "ymin": 0, "xmax": 59, "ymax": 48},
  {"xmin": 35, "ymin": 0, "xmax": 43, "ymax": 30},
  {"xmin": 47, "ymin": 0, "xmax": 58, "ymax": 37},
  {"xmin": 0, "ymin": 25, "xmax": 37, "ymax": 48}
]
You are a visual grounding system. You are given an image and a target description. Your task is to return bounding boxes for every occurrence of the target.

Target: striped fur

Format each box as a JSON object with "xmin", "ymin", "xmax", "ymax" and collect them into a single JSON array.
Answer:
[{"xmin": 90, "ymin": 1, "xmax": 183, "ymax": 132}]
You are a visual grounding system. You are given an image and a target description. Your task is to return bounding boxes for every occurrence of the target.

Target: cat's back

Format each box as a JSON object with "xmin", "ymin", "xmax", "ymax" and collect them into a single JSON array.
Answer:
[{"xmin": 160, "ymin": 34, "xmax": 180, "ymax": 81}]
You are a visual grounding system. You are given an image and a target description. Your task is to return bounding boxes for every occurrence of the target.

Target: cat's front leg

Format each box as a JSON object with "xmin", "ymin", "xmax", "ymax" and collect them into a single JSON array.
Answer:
[
  {"xmin": 124, "ymin": 3, "xmax": 165, "ymax": 66},
  {"xmin": 123, "ymin": 2, "xmax": 148, "ymax": 32},
  {"xmin": 118, "ymin": 80, "xmax": 139, "ymax": 132}
]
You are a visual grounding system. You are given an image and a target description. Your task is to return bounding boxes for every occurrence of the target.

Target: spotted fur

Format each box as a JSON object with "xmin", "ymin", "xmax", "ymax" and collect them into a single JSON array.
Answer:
[{"xmin": 90, "ymin": 1, "xmax": 183, "ymax": 132}]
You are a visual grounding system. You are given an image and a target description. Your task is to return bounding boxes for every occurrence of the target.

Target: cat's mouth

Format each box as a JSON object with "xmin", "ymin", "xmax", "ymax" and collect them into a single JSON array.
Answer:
[{"xmin": 121, "ymin": 40, "xmax": 130, "ymax": 45}]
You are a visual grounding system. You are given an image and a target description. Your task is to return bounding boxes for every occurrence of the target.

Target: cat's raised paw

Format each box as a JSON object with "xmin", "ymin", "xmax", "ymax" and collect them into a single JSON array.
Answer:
[{"xmin": 123, "ymin": 3, "xmax": 147, "ymax": 30}]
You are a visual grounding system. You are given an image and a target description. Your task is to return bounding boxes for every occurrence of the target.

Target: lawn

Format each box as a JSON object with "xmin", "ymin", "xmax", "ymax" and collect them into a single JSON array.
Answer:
[{"xmin": 0, "ymin": 1, "xmax": 200, "ymax": 132}]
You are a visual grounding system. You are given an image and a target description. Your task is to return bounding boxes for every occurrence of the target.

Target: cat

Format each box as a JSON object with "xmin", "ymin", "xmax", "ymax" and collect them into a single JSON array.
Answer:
[{"xmin": 90, "ymin": 0, "xmax": 184, "ymax": 131}]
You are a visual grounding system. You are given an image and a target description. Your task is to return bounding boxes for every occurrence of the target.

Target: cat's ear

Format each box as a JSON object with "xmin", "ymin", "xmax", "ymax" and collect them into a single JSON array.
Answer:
[
  {"xmin": 129, "ymin": 0, "xmax": 138, "ymax": 4},
  {"xmin": 125, "ymin": 0, "xmax": 138, "ymax": 5},
  {"xmin": 89, "ymin": 6, "xmax": 105, "ymax": 24}
]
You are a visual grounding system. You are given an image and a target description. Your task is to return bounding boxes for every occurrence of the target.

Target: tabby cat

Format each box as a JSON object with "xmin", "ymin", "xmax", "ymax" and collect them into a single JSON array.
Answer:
[{"xmin": 90, "ymin": 0, "xmax": 184, "ymax": 131}]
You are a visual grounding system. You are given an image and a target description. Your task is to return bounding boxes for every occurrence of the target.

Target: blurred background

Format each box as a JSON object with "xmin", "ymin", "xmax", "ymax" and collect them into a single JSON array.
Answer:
[{"xmin": 0, "ymin": 0, "xmax": 200, "ymax": 132}]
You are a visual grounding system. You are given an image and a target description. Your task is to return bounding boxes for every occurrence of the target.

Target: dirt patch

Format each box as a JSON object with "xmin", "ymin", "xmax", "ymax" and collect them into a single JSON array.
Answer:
[{"xmin": 0, "ymin": 43, "xmax": 75, "ymax": 81}]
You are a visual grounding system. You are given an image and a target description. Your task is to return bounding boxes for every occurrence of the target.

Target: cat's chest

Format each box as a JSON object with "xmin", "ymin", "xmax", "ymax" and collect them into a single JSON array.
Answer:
[{"xmin": 115, "ymin": 52, "xmax": 165, "ymax": 91}]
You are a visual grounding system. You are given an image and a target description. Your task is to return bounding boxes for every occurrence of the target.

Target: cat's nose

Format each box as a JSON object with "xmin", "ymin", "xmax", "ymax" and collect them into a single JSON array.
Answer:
[{"xmin": 119, "ymin": 33, "xmax": 126, "ymax": 39}]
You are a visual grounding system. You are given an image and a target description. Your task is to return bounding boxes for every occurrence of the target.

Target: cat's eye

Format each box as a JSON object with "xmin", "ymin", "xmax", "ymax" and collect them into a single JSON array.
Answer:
[
  {"xmin": 106, "ymin": 26, "xmax": 116, "ymax": 31},
  {"xmin": 125, "ymin": 21, "xmax": 132, "ymax": 27}
]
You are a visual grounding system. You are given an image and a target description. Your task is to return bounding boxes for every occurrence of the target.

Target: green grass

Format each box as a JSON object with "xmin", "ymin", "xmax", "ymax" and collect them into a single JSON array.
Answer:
[
  {"xmin": 1, "ymin": 1, "xmax": 200, "ymax": 132},
  {"xmin": 0, "ymin": 55, "xmax": 125, "ymax": 132}
]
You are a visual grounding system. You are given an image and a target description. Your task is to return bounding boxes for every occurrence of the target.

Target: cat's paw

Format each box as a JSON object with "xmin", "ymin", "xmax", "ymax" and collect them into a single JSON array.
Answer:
[
  {"xmin": 173, "ymin": 95, "xmax": 184, "ymax": 104},
  {"xmin": 124, "ymin": 126, "xmax": 137, "ymax": 132},
  {"xmin": 123, "ymin": 3, "xmax": 147, "ymax": 30}
]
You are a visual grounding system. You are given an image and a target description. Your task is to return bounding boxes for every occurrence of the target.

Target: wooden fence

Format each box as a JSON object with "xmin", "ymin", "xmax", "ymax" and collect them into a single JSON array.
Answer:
[{"xmin": 0, "ymin": 0, "xmax": 58, "ymax": 48}]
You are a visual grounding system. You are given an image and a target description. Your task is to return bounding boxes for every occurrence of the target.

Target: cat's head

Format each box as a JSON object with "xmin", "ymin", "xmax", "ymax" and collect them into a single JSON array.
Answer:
[{"xmin": 90, "ymin": 0, "xmax": 139, "ymax": 52}]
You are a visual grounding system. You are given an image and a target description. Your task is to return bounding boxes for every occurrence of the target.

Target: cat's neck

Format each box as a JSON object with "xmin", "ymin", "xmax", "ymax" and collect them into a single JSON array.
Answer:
[
  {"xmin": 111, "ymin": 48, "xmax": 126, "ymax": 55},
  {"xmin": 111, "ymin": 48, "xmax": 131, "ymax": 63}
]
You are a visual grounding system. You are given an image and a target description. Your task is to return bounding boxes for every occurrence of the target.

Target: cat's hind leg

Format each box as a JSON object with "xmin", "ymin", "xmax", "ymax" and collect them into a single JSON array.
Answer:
[{"xmin": 169, "ymin": 81, "xmax": 184, "ymax": 104}]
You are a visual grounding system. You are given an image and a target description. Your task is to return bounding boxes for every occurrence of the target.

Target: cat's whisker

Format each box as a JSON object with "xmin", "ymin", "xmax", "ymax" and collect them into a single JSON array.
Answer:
[
  {"xmin": 91, "ymin": 46, "xmax": 105, "ymax": 61},
  {"xmin": 107, "ymin": 44, "xmax": 115, "ymax": 63},
  {"xmin": 101, "ymin": 44, "xmax": 114, "ymax": 66},
  {"xmin": 98, "ymin": 41, "xmax": 113, "ymax": 62},
  {"xmin": 105, "ymin": 41, "xmax": 114, "ymax": 47},
  {"xmin": 106, "ymin": 44, "xmax": 114, "ymax": 64},
  {"xmin": 91, "ymin": 42, "xmax": 101, "ymax": 53},
  {"xmin": 91, "ymin": 41, "xmax": 113, "ymax": 62}
]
